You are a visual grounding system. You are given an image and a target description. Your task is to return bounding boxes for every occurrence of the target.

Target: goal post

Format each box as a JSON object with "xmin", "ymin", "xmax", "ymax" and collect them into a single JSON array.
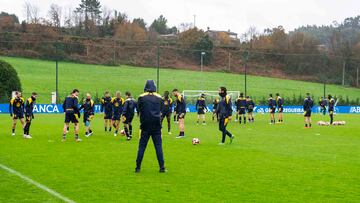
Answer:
[{"xmin": 182, "ymin": 90, "xmax": 240, "ymax": 112}]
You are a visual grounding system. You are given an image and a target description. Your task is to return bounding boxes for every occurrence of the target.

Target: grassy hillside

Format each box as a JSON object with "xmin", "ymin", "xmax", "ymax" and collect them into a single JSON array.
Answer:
[{"xmin": 1, "ymin": 56, "xmax": 360, "ymax": 104}]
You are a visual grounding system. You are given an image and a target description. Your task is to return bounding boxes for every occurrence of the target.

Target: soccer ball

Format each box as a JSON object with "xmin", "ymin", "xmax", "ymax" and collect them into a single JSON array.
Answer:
[
  {"xmin": 192, "ymin": 138, "xmax": 200, "ymax": 145},
  {"xmin": 120, "ymin": 130, "xmax": 126, "ymax": 136}
]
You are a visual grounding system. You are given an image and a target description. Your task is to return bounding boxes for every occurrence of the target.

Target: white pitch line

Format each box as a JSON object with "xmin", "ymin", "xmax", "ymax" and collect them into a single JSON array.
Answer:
[{"xmin": 0, "ymin": 163, "xmax": 76, "ymax": 203}]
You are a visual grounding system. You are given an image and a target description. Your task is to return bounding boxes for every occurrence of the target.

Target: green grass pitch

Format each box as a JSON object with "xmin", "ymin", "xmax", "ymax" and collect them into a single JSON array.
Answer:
[
  {"xmin": 0, "ymin": 113, "xmax": 359, "ymax": 202},
  {"xmin": 1, "ymin": 56, "xmax": 360, "ymax": 103}
]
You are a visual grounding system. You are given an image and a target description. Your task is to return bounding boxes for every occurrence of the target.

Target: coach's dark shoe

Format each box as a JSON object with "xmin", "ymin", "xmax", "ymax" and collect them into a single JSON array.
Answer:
[
  {"xmin": 159, "ymin": 168, "xmax": 167, "ymax": 173},
  {"xmin": 135, "ymin": 168, "xmax": 141, "ymax": 173}
]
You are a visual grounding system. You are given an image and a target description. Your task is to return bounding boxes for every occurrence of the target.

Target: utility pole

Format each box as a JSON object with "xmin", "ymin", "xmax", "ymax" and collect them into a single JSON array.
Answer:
[
  {"xmin": 157, "ymin": 44, "xmax": 160, "ymax": 92},
  {"xmin": 55, "ymin": 42, "xmax": 59, "ymax": 104},
  {"xmin": 228, "ymin": 51, "xmax": 231, "ymax": 71},
  {"xmin": 193, "ymin": 15, "xmax": 196, "ymax": 28},
  {"xmin": 357, "ymin": 66, "xmax": 359, "ymax": 87},
  {"xmin": 201, "ymin": 52, "xmax": 205, "ymax": 90},
  {"xmin": 342, "ymin": 60, "xmax": 346, "ymax": 86}
]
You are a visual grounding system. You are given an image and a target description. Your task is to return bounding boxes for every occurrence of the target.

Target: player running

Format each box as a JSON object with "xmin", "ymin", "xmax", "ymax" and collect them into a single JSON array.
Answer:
[
  {"xmin": 101, "ymin": 91, "xmax": 113, "ymax": 132},
  {"xmin": 276, "ymin": 93, "xmax": 284, "ymax": 123},
  {"xmin": 9, "ymin": 91, "xmax": 25, "ymax": 136},
  {"xmin": 196, "ymin": 93, "xmax": 207, "ymax": 125},
  {"xmin": 172, "ymin": 89, "xmax": 186, "ymax": 138},
  {"xmin": 79, "ymin": 93, "xmax": 95, "ymax": 137},
  {"xmin": 246, "ymin": 96, "xmax": 255, "ymax": 122},
  {"xmin": 23, "ymin": 92, "xmax": 37, "ymax": 139},
  {"xmin": 161, "ymin": 91, "xmax": 173, "ymax": 134},
  {"xmin": 236, "ymin": 93, "xmax": 247, "ymax": 124},
  {"xmin": 328, "ymin": 95, "xmax": 335, "ymax": 125},
  {"xmin": 303, "ymin": 93, "xmax": 314, "ymax": 128},
  {"xmin": 111, "ymin": 91, "xmax": 125, "ymax": 137},
  {"xmin": 122, "ymin": 91, "xmax": 137, "ymax": 140},
  {"xmin": 212, "ymin": 98, "xmax": 219, "ymax": 122},
  {"xmin": 62, "ymin": 89, "xmax": 81, "ymax": 142},
  {"xmin": 217, "ymin": 87, "xmax": 235, "ymax": 145},
  {"xmin": 319, "ymin": 97, "xmax": 327, "ymax": 115},
  {"xmin": 268, "ymin": 94, "xmax": 276, "ymax": 124}
]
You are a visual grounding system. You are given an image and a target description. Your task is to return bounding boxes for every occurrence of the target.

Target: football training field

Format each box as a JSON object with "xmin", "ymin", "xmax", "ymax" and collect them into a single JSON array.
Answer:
[{"xmin": 0, "ymin": 113, "xmax": 359, "ymax": 202}]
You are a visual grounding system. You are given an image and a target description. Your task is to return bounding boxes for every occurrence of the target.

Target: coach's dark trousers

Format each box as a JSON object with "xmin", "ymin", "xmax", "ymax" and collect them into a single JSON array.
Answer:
[
  {"xmin": 219, "ymin": 117, "xmax": 232, "ymax": 143},
  {"xmin": 136, "ymin": 129, "xmax": 165, "ymax": 169}
]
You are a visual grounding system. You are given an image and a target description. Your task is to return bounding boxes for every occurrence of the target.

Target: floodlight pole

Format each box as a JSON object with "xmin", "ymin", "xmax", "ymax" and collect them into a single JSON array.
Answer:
[
  {"xmin": 55, "ymin": 42, "xmax": 59, "ymax": 104},
  {"xmin": 201, "ymin": 51, "xmax": 205, "ymax": 91},
  {"xmin": 157, "ymin": 44, "xmax": 160, "ymax": 92},
  {"xmin": 342, "ymin": 60, "xmax": 346, "ymax": 86},
  {"xmin": 244, "ymin": 51, "xmax": 249, "ymax": 97},
  {"xmin": 357, "ymin": 66, "xmax": 359, "ymax": 87}
]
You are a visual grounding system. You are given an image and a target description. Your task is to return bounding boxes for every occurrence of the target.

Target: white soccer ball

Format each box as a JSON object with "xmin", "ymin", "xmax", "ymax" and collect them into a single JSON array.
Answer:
[
  {"xmin": 120, "ymin": 130, "xmax": 125, "ymax": 136},
  {"xmin": 192, "ymin": 138, "xmax": 200, "ymax": 145}
]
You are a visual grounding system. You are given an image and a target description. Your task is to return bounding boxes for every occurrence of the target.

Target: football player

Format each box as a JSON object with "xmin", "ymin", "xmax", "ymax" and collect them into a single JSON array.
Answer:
[{"xmin": 9, "ymin": 91, "xmax": 25, "ymax": 136}]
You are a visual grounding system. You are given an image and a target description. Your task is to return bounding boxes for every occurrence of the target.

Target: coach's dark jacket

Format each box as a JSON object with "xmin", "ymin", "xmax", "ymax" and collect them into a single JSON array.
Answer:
[{"xmin": 138, "ymin": 80, "xmax": 162, "ymax": 131}]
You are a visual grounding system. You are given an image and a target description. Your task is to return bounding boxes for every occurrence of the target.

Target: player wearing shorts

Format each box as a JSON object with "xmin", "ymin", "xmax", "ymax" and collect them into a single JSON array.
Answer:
[
  {"xmin": 161, "ymin": 91, "xmax": 173, "ymax": 134},
  {"xmin": 303, "ymin": 93, "xmax": 314, "ymax": 128},
  {"xmin": 319, "ymin": 97, "xmax": 327, "ymax": 115},
  {"xmin": 268, "ymin": 94, "xmax": 276, "ymax": 124},
  {"xmin": 62, "ymin": 89, "xmax": 81, "ymax": 142},
  {"xmin": 23, "ymin": 92, "xmax": 37, "ymax": 139},
  {"xmin": 236, "ymin": 93, "xmax": 247, "ymax": 124},
  {"xmin": 79, "ymin": 93, "xmax": 95, "ymax": 137},
  {"xmin": 212, "ymin": 98, "xmax": 219, "ymax": 122},
  {"xmin": 328, "ymin": 95, "xmax": 335, "ymax": 125},
  {"xmin": 196, "ymin": 94, "xmax": 207, "ymax": 125},
  {"xmin": 172, "ymin": 89, "xmax": 186, "ymax": 138},
  {"xmin": 122, "ymin": 91, "xmax": 137, "ymax": 140},
  {"xmin": 101, "ymin": 91, "xmax": 113, "ymax": 132},
  {"xmin": 276, "ymin": 93, "xmax": 284, "ymax": 123},
  {"xmin": 9, "ymin": 91, "xmax": 25, "ymax": 136},
  {"xmin": 111, "ymin": 91, "xmax": 125, "ymax": 136},
  {"xmin": 246, "ymin": 96, "xmax": 255, "ymax": 122}
]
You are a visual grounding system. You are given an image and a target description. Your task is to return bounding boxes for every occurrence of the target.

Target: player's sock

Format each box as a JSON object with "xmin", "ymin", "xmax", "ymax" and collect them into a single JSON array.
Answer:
[
  {"xmin": 67, "ymin": 127, "xmax": 69, "ymax": 131},
  {"xmin": 244, "ymin": 117, "xmax": 246, "ymax": 124},
  {"xmin": 180, "ymin": 131, "xmax": 184, "ymax": 137},
  {"xmin": 124, "ymin": 128, "xmax": 130, "ymax": 138},
  {"xmin": 129, "ymin": 125, "xmax": 133, "ymax": 136},
  {"xmin": 12, "ymin": 129, "xmax": 15, "ymax": 134},
  {"xmin": 75, "ymin": 134, "xmax": 79, "ymax": 140},
  {"xmin": 85, "ymin": 132, "xmax": 88, "ymax": 136},
  {"xmin": 109, "ymin": 127, "xmax": 112, "ymax": 132},
  {"xmin": 305, "ymin": 124, "xmax": 308, "ymax": 127},
  {"xmin": 330, "ymin": 115, "xmax": 333, "ymax": 124},
  {"xmin": 105, "ymin": 127, "xmax": 107, "ymax": 132},
  {"xmin": 309, "ymin": 123, "xmax": 312, "ymax": 127},
  {"xmin": 62, "ymin": 134, "xmax": 66, "ymax": 140}
]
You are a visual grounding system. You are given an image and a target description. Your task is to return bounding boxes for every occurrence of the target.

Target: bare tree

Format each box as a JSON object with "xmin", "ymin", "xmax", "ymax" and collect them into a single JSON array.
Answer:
[
  {"xmin": 23, "ymin": 1, "xmax": 40, "ymax": 23},
  {"xmin": 178, "ymin": 22, "xmax": 193, "ymax": 33},
  {"xmin": 63, "ymin": 7, "xmax": 73, "ymax": 28},
  {"xmin": 48, "ymin": 4, "xmax": 62, "ymax": 28}
]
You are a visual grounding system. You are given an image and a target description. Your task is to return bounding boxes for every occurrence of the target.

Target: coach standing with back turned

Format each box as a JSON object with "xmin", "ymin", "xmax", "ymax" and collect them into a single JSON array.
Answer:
[{"xmin": 135, "ymin": 80, "xmax": 166, "ymax": 173}]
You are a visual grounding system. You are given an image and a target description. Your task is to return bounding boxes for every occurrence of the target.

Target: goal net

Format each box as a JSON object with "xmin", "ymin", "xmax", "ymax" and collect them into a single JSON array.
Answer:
[{"xmin": 182, "ymin": 90, "xmax": 240, "ymax": 112}]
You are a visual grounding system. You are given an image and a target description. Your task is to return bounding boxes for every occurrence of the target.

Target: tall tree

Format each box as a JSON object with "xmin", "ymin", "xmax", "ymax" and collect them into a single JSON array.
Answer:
[
  {"xmin": 75, "ymin": 0, "xmax": 102, "ymax": 33},
  {"xmin": 48, "ymin": 4, "xmax": 62, "ymax": 28},
  {"xmin": 132, "ymin": 18, "xmax": 146, "ymax": 30},
  {"xmin": 150, "ymin": 15, "xmax": 168, "ymax": 34}
]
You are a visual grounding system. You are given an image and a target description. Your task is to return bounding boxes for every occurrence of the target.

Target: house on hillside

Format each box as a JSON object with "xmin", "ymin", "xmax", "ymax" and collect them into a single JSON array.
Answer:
[{"xmin": 206, "ymin": 28, "xmax": 240, "ymax": 47}]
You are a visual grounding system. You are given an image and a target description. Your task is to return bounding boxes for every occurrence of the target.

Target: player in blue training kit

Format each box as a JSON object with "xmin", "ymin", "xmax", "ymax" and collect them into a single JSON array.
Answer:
[
  {"xmin": 135, "ymin": 80, "xmax": 165, "ymax": 173},
  {"xmin": 9, "ymin": 91, "xmax": 25, "ymax": 136},
  {"xmin": 319, "ymin": 97, "xmax": 327, "ymax": 115},
  {"xmin": 246, "ymin": 96, "xmax": 255, "ymax": 122},
  {"xmin": 161, "ymin": 91, "xmax": 173, "ymax": 134},
  {"xmin": 62, "ymin": 89, "xmax": 81, "ymax": 142},
  {"xmin": 24, "ymin": 92, "xmax": 37, "ymax": 139},
  {"xmin": 276, "ymin": 93, "xmax": 284, "ymax": 123},
  {"xmin": 111, "ymin": 91, "xmax": 125, "ymax": 137},
  {"xmin": 303, "ymin": 93, "xmax": 314, "ymax": 128},
  {"xmin": 101, "ymin": 91, "xmax": 113, "ymax": 132},
  {"xmin": 268, "ymin": 94, "xmax": 277, "ymax": 124},
  {"xmin": 196, "ymin": 94, "xmax": 207, "ymax": 125},
  {"xmin": 122, "ymin": 91, "xmax": 137, "ymax": 140},
  {"xmin": 79, "ymin": 93, "xmax": 95, "ymax": 137},
  {"xmin": 236, "ymin": 93, "xmax": 247, "ymax": 124},
  {"xmin": 212, "ymin": 98, "xmax": 219, "ymax": 122},
  {"xmin": 217, "ymin": 87, "xmax": 235, "ymax": 145},
  {"xmin": 173, "ymin": 89, "xmax": 186, "ymax": 138},
  {"xmin": 328, "ymin": 95, "xmax": 335, "ymax": 124}
]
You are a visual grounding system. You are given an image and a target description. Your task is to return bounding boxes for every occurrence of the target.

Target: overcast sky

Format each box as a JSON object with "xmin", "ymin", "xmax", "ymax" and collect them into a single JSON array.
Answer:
[{"xmin": 1, "ymin": 0, "xmax": 359, "ymax": 34}]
